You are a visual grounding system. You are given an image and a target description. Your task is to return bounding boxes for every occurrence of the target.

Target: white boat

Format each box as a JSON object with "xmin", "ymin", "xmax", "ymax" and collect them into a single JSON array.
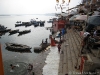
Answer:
[{"xmin": 47, "ymin": 19, "xmax": 53, "ymax": 23}]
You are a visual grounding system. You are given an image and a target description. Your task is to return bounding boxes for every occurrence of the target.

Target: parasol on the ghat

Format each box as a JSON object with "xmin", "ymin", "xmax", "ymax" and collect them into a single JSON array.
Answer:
[
  {"xmin": 75, "ymin": 15, "xmax": 87, "ymax": 21},
  {"xmin": 87, "ymin": 15, "xmax": 100, "ymax": 26}
]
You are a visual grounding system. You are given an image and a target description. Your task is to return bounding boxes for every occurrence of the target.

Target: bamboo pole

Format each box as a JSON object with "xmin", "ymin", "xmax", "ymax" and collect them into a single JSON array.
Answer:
[{"xmin": 0, "ymin": 44, "xmax": 4, "ymax": 75}]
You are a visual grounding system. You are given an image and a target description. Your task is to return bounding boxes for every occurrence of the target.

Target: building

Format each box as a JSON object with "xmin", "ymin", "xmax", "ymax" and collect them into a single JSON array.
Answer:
[{"xmin": 52, "ymin": 18, "xmax": 66, "ymax": 33}]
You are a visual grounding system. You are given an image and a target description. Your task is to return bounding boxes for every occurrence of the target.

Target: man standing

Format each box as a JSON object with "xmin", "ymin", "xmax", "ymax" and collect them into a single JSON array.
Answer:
[{"xmin": 57, "ymin": 43, "xmax": 61, "ymax": 52}]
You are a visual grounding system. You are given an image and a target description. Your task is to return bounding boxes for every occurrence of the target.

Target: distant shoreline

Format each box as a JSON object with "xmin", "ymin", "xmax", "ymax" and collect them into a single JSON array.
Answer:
[{"xmin": 0, "ymin": 13, "xmax": 55, "ymax": 16}]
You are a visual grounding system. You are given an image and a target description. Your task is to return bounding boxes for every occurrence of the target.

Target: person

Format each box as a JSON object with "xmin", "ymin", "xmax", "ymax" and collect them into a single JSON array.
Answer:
[
  {"xmin": 10, "ymin": 64, "xmax": 18, "ymax": 72},
  {"xmin": 59, "ymin": 30, "xmax": 62, "ymax": 40},
  {"xmin": 45, "ymin": 38, "xmax": 48, "ymax": 44},
  {"xmin": 50, "ymin": 35, "xmax": 56, "ymax": 46},
  {"xmin": 30, "ymin": 64, "xmax": 33, "ymax": 70},
  {"xmin": 27, "ymin": 64, "xmax": 33, "ymax": 71},
  {"xmin": 83, "ymin": 32, "xmax": 90, "ymax": 38},
  {"xmin": 57, "ymin": 43, "xmax": 61, "ymax": 52},
  {"xmin": 10, "ymin": 64, "xmax": 16, "ymax": 70},
  {"xmin": 42, "ymin": 39, "xmax": 44, "ymax": 44},
  {"xmin": 81, "ymin": 34, "xmax": 91, "ymax": 54},
  {"xmin": 93, "ymin": 29, "xmax": 100, "ymax": 39},
  {"xmin": 62, "ymin": 28, "xmax": 66, "ymax": 38},
  {"xmin": 92, "ymin": 29, "xmax": 100, "ymax": 49}
]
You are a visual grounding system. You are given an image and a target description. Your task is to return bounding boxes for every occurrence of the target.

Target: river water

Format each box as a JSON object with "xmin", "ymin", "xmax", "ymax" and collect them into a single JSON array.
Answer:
[{"xmin": 0, "ymin": 14, "xmax": 55, "ymax": 75}]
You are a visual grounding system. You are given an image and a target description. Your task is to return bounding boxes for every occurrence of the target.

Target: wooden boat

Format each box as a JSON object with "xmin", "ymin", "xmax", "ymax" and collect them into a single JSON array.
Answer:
[
  {"xmin": 0, "ymin": 25, "xmax": 7, "ymax": 30},
  {"xmin": 25, "ymin": 23, "xmax": 32, "ymax": 27},
  {"xmin": 33, "ymin": 22, "xmax": 39, "ymax": 27},
  {"xmin": 34, "ymin": 43, "xmax": 50, "ymax": 53},
  {"xmin": 0, "ymin": 25, "xmax": 11, "ymax": 33},
  {"xmin": 47, "ymin": 19, "xmax": 53, "ymax": 23},
  {"xmin": 18, "ymin": 30, "xmax": 31, "ymax": 34},
  {"xmin": 5, "ymin": 43, "xmax": 32, "ymax": 51},
  {"xmin": 40, "ymin": 22, "xmax": 45, "ymax": 26},
  {"xmin": 30, "ymin": 19, "xmax": 37, "ymax": 24},
  {"xmin": 15, "ymin": 23, "xmax": 23, "ymax": 27},
  {"xmin": 0, "ymin": 29, "xmax": 11, "ymax": 33},
  {"xmin": 16, "ymin": 21, "xmax": 21, "ymax": 23},
  {"xmin": 34, "ymin": 46, "xmax": 42, "ymax": 53},
  {"xmin": 9, "ymin": 29, "xmax": 19, "ymax": 34}
]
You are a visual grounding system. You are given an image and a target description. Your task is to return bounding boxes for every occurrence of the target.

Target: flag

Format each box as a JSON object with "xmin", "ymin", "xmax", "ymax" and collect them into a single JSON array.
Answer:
[
  {"xmin": 0, "ymin": 44, "xmax": 4, "ymax": 75},
  {"xmin": 62, "ymin": 0, "xmax": 65, "ymax": 4},
  {"xmin": 56, "ymin": 0, "xmax": 59, "ymax": 3}
]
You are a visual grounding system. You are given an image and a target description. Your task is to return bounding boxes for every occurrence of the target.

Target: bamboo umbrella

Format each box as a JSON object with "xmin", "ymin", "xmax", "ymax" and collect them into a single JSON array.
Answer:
[{"xmin": 75, "ymin": 15, "xmax": 87, "ymax": 21}]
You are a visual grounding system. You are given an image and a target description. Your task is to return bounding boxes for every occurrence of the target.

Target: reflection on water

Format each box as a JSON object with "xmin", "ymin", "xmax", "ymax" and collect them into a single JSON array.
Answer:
[{"xmin": 0, "ymin": 15, "xmax": 55, "ymax": 75}]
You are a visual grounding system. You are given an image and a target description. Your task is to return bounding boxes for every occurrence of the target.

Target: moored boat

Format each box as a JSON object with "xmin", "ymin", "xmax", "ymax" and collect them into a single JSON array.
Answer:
[
  {"xmin": 30, "ymin": 19, "xmax": 37, "ymax": 24},
  {"xmin": 0, "ymin": 25, "xmax": 7, "ymax": 30},
  {"xmin": 16, "ymin": 21, "xmax": 21, "ymax": 23},
  {"xmin": 9, "ymin": 29, "xmax": 19, "ymax": 34},
  {"xmin": 15, "ymin": 23, "xmax": 23, "ymax": 27},
  {"xmin": 0, "ymin": 25, "xmax": 11, "ymax": 33},
  {"xmin": 0, "ymin": 29, "xmax": 11, "ymax": 33},
  {"xmin": 18, "ymin": 29, "xmax": 31, "ymax": 34},
  {"xmin": 5, "ymin": 43, "xmax": 32, "ymax": 51},
  {"xmin": 47, "ymin": 19, "xmax": 53, "ymax": 23},
  {"xmin": 34, "ymin": 43, "xmax": 50, "ymax": 53},
  {"xmin": 40, "ymin": 21, "xmax": 45, "ymax": 26}
]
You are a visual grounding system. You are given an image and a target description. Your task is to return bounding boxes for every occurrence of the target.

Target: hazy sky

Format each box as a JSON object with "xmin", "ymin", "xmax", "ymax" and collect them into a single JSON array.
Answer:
[{"xmin": 0, "ymin": 0, "xmax": 81, "ymax": 14}]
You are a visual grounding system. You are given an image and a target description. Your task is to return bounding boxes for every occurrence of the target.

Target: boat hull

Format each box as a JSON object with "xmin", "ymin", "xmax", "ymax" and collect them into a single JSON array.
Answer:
[
  {"xmin": 5, "ymin": 43, "xmax": 31, "ymax": 53},
  {"xmin": 18, "ymin": 30, "xmax": 31, "ymax": 34},
  {"xmin": 9, "ymin": 29, "xmax": 19, "ymax": 34}
]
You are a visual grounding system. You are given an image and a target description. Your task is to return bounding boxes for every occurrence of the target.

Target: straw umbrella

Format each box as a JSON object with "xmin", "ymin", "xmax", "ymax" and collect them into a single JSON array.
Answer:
[{"xmin": 75, "ymin": 15, "xmax": 87, "ymax": 21}]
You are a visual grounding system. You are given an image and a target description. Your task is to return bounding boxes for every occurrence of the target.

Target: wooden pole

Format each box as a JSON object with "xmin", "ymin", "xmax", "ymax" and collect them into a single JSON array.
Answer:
[{"xmin": 0, "ymin": 44, "xmax": 4, "ymax": 75}]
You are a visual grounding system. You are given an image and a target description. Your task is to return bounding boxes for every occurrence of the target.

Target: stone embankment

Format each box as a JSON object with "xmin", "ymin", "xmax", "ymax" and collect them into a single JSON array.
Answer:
[{"xmin": 58, "ymin": 29, "xmax": 82, "ymax": 75}]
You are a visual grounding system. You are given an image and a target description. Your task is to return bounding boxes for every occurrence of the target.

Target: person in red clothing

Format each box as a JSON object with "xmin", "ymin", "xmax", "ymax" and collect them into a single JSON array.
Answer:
[{"xmin": 49, "ymin": 35, "xmax": 56, "ymax": 46}]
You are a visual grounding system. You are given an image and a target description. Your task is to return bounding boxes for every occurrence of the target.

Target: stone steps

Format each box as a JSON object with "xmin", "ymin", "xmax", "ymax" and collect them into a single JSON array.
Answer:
[{"xmin": 58, "ymin": 29, "xmax": 82, "ymax": 75}]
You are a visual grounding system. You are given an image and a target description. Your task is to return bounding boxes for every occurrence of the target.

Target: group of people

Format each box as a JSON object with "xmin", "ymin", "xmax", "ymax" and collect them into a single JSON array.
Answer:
[
  {"xmin": 57, "ymin": 28, "xmax": 67, "ymax": 53},
  {"xmin": 42, "ymin": 38, "xmax": 48, "ymax": 44},
  {"xmin": 57, "ymin": 28, "xmax": 67, "ymax": 44},
  {"xmin": 81, "ymin": 26, "xmax": 100, "ymax": 54}
]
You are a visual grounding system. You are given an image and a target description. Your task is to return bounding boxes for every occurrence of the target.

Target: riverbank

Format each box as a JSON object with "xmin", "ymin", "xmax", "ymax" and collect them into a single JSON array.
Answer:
[
  {"xmin": 32, "ymin": 49, "xmax": 50, "ymax": 75},
  {"xmin": 42, "ymin": 46, "xmax": 60, "ymax": 75},
  {"xmin": 32, "ymin": 36, "xmax": 60, "ymax": 75}
]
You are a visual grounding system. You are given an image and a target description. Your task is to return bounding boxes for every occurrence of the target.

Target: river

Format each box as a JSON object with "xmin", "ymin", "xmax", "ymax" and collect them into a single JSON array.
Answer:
[{"xmin": 0, "ymin": 14, "xmax": 55, "ymax": 75}]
